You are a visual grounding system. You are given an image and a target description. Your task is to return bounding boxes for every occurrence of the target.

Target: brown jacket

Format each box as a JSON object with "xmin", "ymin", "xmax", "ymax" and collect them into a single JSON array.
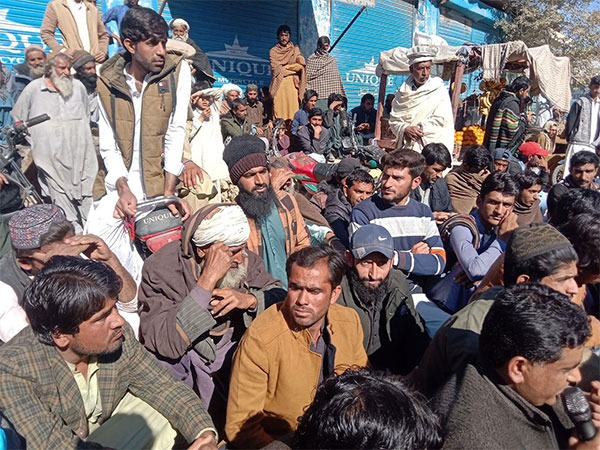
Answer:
[
  {"xmin": 97, "ymin": 52, "xmax": 184, "ymax": 198},
  {"xmin": 246, "ymin": 190, "xmax": 310, "ymax": 257},
  {"xmin": 225, "ymin": 302, "xmax": 368, "ymax": 449},
  {"xmin": 41, "ymin": 0, "xmax": 108, "ymax": 57}
]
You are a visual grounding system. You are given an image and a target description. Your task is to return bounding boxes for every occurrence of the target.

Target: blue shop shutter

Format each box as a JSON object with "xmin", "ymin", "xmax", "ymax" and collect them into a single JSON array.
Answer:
[
  {"xmin": 331, "ymin": 0, "xmax": 416, "ymax": 109},
  {"xmin": 168, "ymin": 0, "xmax": 298, "ymax": 90},
  {"xmin": 0, "ymin": 0, "xmax": 49, "ymax": 69}
]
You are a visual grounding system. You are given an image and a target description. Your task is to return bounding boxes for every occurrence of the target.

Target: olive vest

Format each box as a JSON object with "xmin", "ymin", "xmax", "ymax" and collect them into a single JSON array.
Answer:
[{"xmin": 96, "ymin": 52, "xmax": 184, "ymax": 198}]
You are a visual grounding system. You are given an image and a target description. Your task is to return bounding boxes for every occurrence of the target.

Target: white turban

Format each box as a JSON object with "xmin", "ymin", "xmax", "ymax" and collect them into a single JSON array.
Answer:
[
  {"xmin": 221, "ymin": 83, "xmax": 243, "ymax": 96},
  {"xmin": 192, "ymin": 205, "xmax": 250, "ymax": 248},
  {"xmin": 407, "ymin": 45, "xmax": 437, "ymax": 65},
  {"xmin": 170, "ymin": 18, "xmax": 190, "ymax": 30}
]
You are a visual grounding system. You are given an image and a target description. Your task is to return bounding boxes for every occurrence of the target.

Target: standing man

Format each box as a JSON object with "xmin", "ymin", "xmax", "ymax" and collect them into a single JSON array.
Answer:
[
  {"xmin": 245, "ymin": 83, "xmax": 268, "ymax": 135},
  {"xmin": 306, "ymin": 36, "xmax": 345, "ymax": 111},
  {"xmin": 389, "ymin": 46, "xmax": 454, "ymax": 152},
  {"xmin": 269, "ymin": 25, "xmax": 306, "ymax": 120},
  {"xmin": 223, "ymin": 136, "xmax": 310, "ymax": 289},
  {"xmin": 12, "ymin": 53, "xmax": 98, "ymax": 230},
  {"xmin": 0, "ymin": 256, "xmax": 218, "ymax": 449},
  {"xmin": 40, "ymin": 0, "xmax": 108, "ymax": 63},
  {"xmin": 103, "ymin": 0, "xmax": 139, "ymax": 51},
  {"xmin": 225, "ymin": 246, "xmax": 368, "ymax": 448},
  {"xmin": 339, "ymin": 224, "xmax": 429, "ymax": 375},
  {"xmin": 7, "ymin": 45, "xmax": 46, "ymax": 102},
  {"xmin": 95, "ymin": 7, "xmax": 192, "ymax": 220},
  {"xmin": 409, "ymin": 142, "xmax": 454, "ymax": 223},
  {"xmin": 563, "ymin": 75, "xmax": 600, "ymax": 176},
  {"xmin": 71, "ymin": 50, "xmax": 99, "ymax": 124},
  {"xmin": 484, "ymin": 76, "xmax": 531, "ymax": 152}
]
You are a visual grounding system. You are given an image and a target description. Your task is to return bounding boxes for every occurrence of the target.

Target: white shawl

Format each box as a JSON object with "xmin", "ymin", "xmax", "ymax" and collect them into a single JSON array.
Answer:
[{"xmin": 389, "ymin": 76, "xmax": 455, "ymax": 153}]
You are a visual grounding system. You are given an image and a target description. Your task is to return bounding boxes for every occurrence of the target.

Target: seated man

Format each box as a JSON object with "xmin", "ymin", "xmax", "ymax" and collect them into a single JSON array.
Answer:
[
  {"xmin": 0, "ymin": 256, "xmax": 217, "ymax": 449},
  {"xmin": 492, "ymin": 147, "xmax": 512, "ymax": 173},
  {"xmin": 548, "ymin": 151, "xmax": 599, "ymax": 221},
  {"xmin": 0, "ymin": 205, "xmax": 137, "ymax": 342},
  {"xmin": 445, "ymin": 145, "xmax": 491, "ymax": 214},
  {"xmin": 414, "ymin": 223, "xmax": 579, "ymax": 397},
  {"xmin": 221, "ymin": 98, "xmax": 253, "ymax": 144},
  {"xmin": 324, "ymin": 167, "xmax": 374, "ymax": 248},
  {"xmin": 409, "ymin": 142, "xmax": 454, "ymax": 224},
  {"xmin": 429, "ymin": 172, "xmax": 519, "ymax": 313},
  {"xmin": 350, "ymin": 93, "xmax": 376, "ymax": 143},
  {"xmin": 513, "ymin": 171, "xmax": 544, "ymax": 226},
  {"xmin": 323, "ymin": 93, "xmax": 352, "ymax": 158},
  {"xmin": 297, "ymin": 107, "xmax": 330, "ymax": 157},
  {"xmin": 138, "ymin": 204, "xmax": 285, "ymax": 431},
  {"xmin": 432, "ymin": 283, "xmax": 595, "ymax": 449},
  {"xmin": 225, "ymin": 246, "xmax": 368, "ymax": 448},
  {"xmin": 294, "ymin": 368, "xmax": 441, "ymax": 450},
  {"xmin": 338, "ymin": 224, "xmax": 429, "ymax": 375}
]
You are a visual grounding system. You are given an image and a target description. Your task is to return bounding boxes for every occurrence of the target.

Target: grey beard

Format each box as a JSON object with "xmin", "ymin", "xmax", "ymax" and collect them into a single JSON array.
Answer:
[
  {"xmin": 216, "ymin": 264, "xmax": 248, "ymax": 289},
  {"xmin": 173, "ymin": 33, "xmax": 188, "ymax": 42},
  {"xmin": 51, "ymin": 72, "xmax": 73, "ymax": 99},
  {"xmin": 29, "ymin": 65, "xmax": 45, "ymax": 79}
]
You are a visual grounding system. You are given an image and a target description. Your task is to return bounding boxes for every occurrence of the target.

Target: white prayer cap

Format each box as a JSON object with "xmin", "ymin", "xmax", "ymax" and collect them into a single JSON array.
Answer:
[
  {"xmin": 169, "ymin": 18, "xmax": 190, "ymax": 30},
  {"xmin": 407, "ymin": 46, "xmax": 437, "ymax": 65},
  {"xmin": 192, "ymin": 205, "xmax": 250, "ymax": 248},
  {"xmin": 221, "ymin": 83, "xmax": 243, "ymax": 96}
]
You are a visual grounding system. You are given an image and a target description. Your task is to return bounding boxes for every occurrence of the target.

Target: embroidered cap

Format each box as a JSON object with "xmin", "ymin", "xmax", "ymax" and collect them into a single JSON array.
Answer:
[{"xmin": 8, "ymin": 204, "xmax": 68, "ymax": 250}]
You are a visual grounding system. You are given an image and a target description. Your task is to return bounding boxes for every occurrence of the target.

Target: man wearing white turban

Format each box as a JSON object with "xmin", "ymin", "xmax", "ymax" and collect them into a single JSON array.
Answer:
[
  {"xmin": 138, "ymin": 203, "xmax": 285, "ymax": 433},
  {"xmin": 389, "ymin": 46, "xmax": 455, "ymax": 153}
]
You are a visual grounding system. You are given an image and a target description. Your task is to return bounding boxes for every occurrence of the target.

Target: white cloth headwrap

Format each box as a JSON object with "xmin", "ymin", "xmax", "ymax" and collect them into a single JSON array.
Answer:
[
  {"xmin": 221, "ymin": 83, "xmax": 242, "ymax": 96},
  {"xmin": 192, "ymin": 205, "xmax": 250, "ymax": 248},
  {"xmin": 407, "ymin": 45, "xmax": 437, "ymax": 65},
  {"xmin": 170, "ymin": 18, "xmax": 190, "ymax": 30}
]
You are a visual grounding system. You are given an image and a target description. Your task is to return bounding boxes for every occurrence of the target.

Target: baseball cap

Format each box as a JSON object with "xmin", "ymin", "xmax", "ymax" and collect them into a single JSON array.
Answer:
[
  {"xmin": 519, "ymin": 141, "xmax": 549, "ymax": 157},
  {"xmin": 350, "ymin": 224, "xmax": 394, "ymax": 260},
  {"xmin": 493, "ymin": 148, "xmax": 511, "ymax": 161}
]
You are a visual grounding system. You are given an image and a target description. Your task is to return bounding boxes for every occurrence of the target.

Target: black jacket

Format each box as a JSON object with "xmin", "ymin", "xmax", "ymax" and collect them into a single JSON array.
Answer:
[
  {"xmin": 410, "ymin": 178, "xmax": 454, "ymax": 213},
  {"xmin": 323, "ymin": 187, "xmax": 352, "ymax": 248}
]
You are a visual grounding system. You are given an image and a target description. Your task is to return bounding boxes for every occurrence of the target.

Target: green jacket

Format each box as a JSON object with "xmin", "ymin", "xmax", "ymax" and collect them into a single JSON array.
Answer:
[{"xmin": 338, "ymin": 269, "xmax": 430, "ymax": 375}]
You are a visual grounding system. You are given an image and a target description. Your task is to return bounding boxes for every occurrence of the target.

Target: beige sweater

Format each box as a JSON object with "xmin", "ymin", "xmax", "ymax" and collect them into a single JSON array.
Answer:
[{"xmin": 41, "ymin": 0, "xmax": 108, "ymax": 57}]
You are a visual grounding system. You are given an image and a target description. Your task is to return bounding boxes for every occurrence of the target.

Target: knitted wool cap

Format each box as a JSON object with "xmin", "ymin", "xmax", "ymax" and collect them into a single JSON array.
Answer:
[
  {"xmin": 506, "ymin": 223, "xmax": 573, "ymax": 263},
  {"xmin": 71, "ymin": 50, "xmax": 95, "ymax": 71},
  {"xmin": 9, "ymin": 204, "xmax": 67, "ymax": 250},
  {"xmin": 223, "ymin": 135, "xmax": 268, "ymax": 185}
]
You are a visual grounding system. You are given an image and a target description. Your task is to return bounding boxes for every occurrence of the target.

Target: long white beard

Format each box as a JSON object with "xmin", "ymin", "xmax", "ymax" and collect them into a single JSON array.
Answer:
[
  {"xmin": 173, "ymin": 32, "xmax": 189, "ymax": 42},
  {"xmin": 216, "ymin": 264, "xmax": 248, "ymax": 289},
  {"xmin": 51, "ymin": 71, "xmax": 73, "ymax": 99}
]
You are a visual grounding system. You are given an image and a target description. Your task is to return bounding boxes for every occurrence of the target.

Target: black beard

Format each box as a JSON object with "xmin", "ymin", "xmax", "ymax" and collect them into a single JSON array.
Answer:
[
  {"xmin": 237, "ymin": 184, "xmax": 277, "ymax": 219},
  {"xmin": 247, "ymin": 97, "xmax": 258, "ymax": 106},
  {"xmin": 76, "ymin": 73, "xmax": 97, "ymax": 93},
  {"xmin": 348, "ymin": 268, "xmax": 390, "ymax": 306}
]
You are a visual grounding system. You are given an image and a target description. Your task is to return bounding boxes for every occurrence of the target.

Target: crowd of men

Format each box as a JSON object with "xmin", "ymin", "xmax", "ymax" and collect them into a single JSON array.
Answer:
[{"xmin": 0, "ymin": 3, "xmax": 599, "ymax": 449}]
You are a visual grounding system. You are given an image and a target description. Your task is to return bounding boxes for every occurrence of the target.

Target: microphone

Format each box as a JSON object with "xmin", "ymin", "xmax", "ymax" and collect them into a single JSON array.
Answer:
[
  {"xmin": 562, "ymin": 386, "xmax": 597, "ymax": 441},
  {"xmin": 13, "ymin": 114, "xmax": 51, "ymax": 133}
]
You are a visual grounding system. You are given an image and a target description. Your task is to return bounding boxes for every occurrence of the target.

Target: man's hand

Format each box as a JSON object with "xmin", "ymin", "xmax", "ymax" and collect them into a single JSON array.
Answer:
[
  {"xmin": 114, "ymin": 178, "xmax": 137, "ymax": 219},
  {"xmin": 0, "ymin": 173, "xmax": 9, "ymax": 186},
  {"xmin": 165, "ymin": 197, "xmax": 192, "ymax": 222},
  {"xmin": 528, "ymin": 155, "xmax": 548, "ymax": 171},
  {"xmin": 255, "ymin": 127, "xmax": 264, "ymax": 136},
  {"xmin": 64, "ymin": 234, "xmax": 113, "ymax": 262},
  {"xmin": 313, "ymin": 125, "xmax": 322, "ymax": 139},
  {"xmin": 498, "ymin": 211, "xmax": 519, "ymax": 240},
  {"xmin": 404, "ymin": 125, "xmax": 424, "ymax": 141},
  {"xmin": 411, "ymin": 241, "xmax": 430, "ymax": 254},
  {"xmin": 196, "ymin": 242, "xmax": 235, "ymax": 292},
  {"xmin": 210, "ymin": 288, "xmax": 257, "ymax": 317},
  {"xmin": 181, "ymin": 161, "xmax": 206, "ymax": 190},
  {"xmin": 433, "ymin": 211, "xmax": 455, "ymax": 224},
  {"xmin": 270, "ymin": 166, "xmax": 294, "ymax": 192},
  {"xmin": 94, "ymin": 52, "xmax": 107, "ymax": 63},
  {"xmin": 329, "ymin": 100, "xmax": 343, "ymax": 111},
  {"xmin": 187, "ymin": 431, "xmax": 218, "ymax": 450},
  {"xmin": 355, "ymin": 123, "xmax": 370, "ymax": 133}
]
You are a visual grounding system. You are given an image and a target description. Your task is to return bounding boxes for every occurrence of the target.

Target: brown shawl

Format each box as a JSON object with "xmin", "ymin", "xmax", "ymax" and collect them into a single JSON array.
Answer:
[
  {"xmin": 445, "ymin": 168, "xmax": 488, "ymax": 214},
  {"xmin": 513, "ymin": 199, "xmax": 544, "ymax": 227},
  {"xmin": 139, "ymin": 205, "xmax": 282, "ymax": 360},
  {"xmin": 269, "ymin": 41, "xmax": 306, "ymax": 99}
]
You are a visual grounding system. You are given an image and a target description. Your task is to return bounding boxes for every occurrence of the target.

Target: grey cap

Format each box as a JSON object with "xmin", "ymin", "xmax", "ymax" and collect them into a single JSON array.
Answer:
[{"xmin": 350, "ymin": 224, "xmax": 394, "ymax": 260}]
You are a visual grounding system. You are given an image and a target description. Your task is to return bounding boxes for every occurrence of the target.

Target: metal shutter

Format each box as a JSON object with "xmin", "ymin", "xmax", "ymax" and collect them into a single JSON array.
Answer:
[
  {"xmin": 0, "ymin": 0, "xmax": 49, "ymax": 69},
  {"xmin": 331, "ymin": 0, "xmax": 416, "ymax": 109},
  {"xmin": 168, "ymin": 0, "xmax": 298, "ymax": 89}
]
